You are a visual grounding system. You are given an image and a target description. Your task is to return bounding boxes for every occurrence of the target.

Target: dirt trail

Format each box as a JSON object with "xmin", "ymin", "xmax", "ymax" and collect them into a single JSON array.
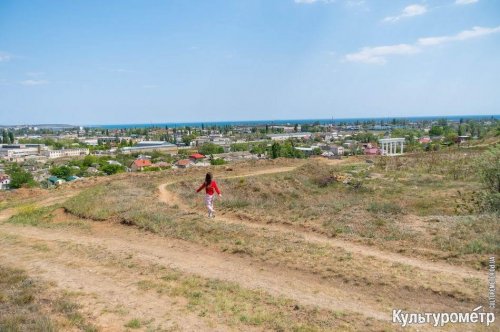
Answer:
[
  {"xmin": 0, "ymin": 229, "xmax": 227, "ymax": 332},
  {"xmin": 0, "ymin": 222, "xmax": 388, "ymax": 321},
  {"xmin": 158, "ymin": 166, "xmax": 483, "ymax": 280}
]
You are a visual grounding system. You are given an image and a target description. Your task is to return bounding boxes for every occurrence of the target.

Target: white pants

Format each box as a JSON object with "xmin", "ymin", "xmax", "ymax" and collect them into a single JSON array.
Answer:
[{"xmin": 205, "ymin": 194, "xmax": 215, "ymax": 214}]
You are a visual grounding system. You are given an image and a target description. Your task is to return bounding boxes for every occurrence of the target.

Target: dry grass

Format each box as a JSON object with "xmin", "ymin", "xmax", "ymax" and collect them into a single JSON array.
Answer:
[
  {"xmin": 0, "ymin": 264, "xmax": 97, "ymax": 332},
  {"xmin": 59, "ymin": 164, "xmax": 486, "ymax": 312}
]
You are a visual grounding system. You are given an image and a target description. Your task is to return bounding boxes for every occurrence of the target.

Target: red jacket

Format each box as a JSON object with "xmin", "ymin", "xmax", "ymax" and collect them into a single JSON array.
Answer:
[{"xmin": 196, "ymin": 180, "xmax": 221, "ymax": 195}]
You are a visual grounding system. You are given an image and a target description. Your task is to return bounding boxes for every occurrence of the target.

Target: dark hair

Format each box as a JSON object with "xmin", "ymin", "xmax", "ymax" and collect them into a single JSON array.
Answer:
[{"xmin": 205, "ymin": 172, "xmax": 212, "ymax": 186}]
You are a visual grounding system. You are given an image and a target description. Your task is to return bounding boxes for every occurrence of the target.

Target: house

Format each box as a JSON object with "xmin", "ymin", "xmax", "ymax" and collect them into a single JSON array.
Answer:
[
  {"xmin": 419, "ymin": 137, "xmax": 432, "ymax": 144},
  {"xmin": 107, "ymin": 160, "xmax": 122, "ymax": 166},
  {"xmin": 267, "ymin": 132, "xmax": 312, "ymax": 141},
  {"xmin": 294, "ymin": 147, "xmax": 315, "ymax": 157},
  {"xmin": 330, "ymin": 145, "xmax": 344, "ymax": 156},
  {"xmin": 130, "ymin": 159, "xmax": 152, "ymax": 172},
  {"xmin": 189, "ymin": 153, "xmax": 206, "ymax": 163},
  {"xmin": 175, "ymin": 159, "xmax": 193, "ymax": 169},
  {"xmin": 0, "ymin": 175, "xmax": 10, "ymax": 190},
  {"xmin": 456, "ymin": 135, "xmax": 471, "ymax": 144},
  {"xmin": 48, "ymin": 176, "xmax": 65, "ymax": 186},
  {"xmin": 364, "ymin": 147, "xmax": 380, "ymax": 155},
  {"xmin": 86, "ymin": 167, "xmax": 99, "ymax": 174}
]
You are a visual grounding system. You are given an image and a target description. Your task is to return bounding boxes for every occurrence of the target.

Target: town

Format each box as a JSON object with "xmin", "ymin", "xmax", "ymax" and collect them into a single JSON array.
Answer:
[{"xmin": 0, "ymin": 117, "xmax": 497, "ymax": 190}]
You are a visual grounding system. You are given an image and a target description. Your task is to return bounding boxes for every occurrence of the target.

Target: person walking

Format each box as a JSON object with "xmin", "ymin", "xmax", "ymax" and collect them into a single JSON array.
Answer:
[{"xmin": 196, "ymin": 172, "xmax": 222, "ymax": 218}]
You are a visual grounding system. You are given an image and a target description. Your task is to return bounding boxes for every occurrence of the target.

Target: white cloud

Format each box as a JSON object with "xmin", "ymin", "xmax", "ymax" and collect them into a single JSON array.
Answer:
[
  {"xmin": 418, "ymin": 26, "xmax": 500, "ymax": 46},
  {"xmin": 346, "ymin": 25, "xmax": 500, "ymax": 64},
  {"xmin": 455, "ymin": 0, "xmax": 479, "ymax": 5},
  {"xmin": 20, "ymin": 80, "xmax": 48, "ymax": 86},
  {"xmin": 383, "ymin": 4, "xmax": 427, "ymax": 23},
  {"xmin": 345, "ymin": 44, "xmax": 419, "ymax": 64},
  {"xmin": 0, "ymin": 52, "xmax": 11, "ymax": 62}
]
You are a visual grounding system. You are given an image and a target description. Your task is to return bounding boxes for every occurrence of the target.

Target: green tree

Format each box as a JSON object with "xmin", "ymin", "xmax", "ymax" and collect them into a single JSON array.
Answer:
[
  {"xmin": 7, "ymin": 164, "xmax": 36, "ymax": 188},
  {"xmin": 8, "ymin": 132, "xmax": 14, "ymax": 143},
  {"xmin": 82, "ymin": 155, "xmax": 98, "ymax": 167},
  {"xmin": 100, "ymin": 164, "xmax": 125, "ymax": 175},
  {"xmin": 271, "ymin": 142, "xmax": 281, "ymax": 159},
  {"xmin": 2, "ymin": 131, "xmax": 9, "ymax": 144},
  {"xmin": 199, "ymin": 143, "xmax": 224, "ymax": 155},
  {"xmin": 429, "ymin": 126, "xmax": 444, "ymax": 136},
  {"xmin": 230, "ymin": 143, "xmax": 249, "ymax": 152},
  {"xmin": 50, "ymin": 166, "xmax": 73, "ymax": 178}
]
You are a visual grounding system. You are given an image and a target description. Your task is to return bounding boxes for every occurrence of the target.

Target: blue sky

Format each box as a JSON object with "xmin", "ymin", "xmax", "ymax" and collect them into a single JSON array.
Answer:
[{"xmin": 0, "ymin": 0, "xmax": 499, "ymax": 125}]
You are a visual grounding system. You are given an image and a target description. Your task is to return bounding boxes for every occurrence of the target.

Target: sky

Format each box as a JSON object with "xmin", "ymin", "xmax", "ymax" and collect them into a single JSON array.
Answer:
[{"xmin": 0, "ymin": 0, "xmax": 499, "ymax": 125}]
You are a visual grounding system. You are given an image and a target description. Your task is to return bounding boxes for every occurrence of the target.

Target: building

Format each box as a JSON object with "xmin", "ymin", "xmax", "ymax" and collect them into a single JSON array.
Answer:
[
  {"xmin": 330, "ymin": 145, "xmax": 344, "ymax": 156},
  {"xmin": 121, "ymin": 141, "xmax": 178, "ymax": 154},
  {"xmin": 48, "ymin": 176, "xmax": 65, "ymax": 186},
  {"xmin": 0, "ymin": 175, "xmax": 10, "ymax": 190},
  {"xmin": 294, "ymin": 147, "xmax": 315, "ymax": 157},
  {"xmin": 43, "ymin": 148, "xmax": 90, "ymax": 159},
  {"xmin": 130, "ymin": 159, "xmax": 152, "ymax": 172},
  {"xmin": 0, "ymin": 144, "xmax": 48, "ymax": 160},
  {"xmin": 267, "ymin": 132, "xmax": 312, "ymax": 141},
  {"xmin": 189, "ymin": 153, "xmax": 206, "ymax": 163},
  {"xmin": 175, "ymin": 159, "xmax": 193, "ymax": 169},
  {"xmin": 379, "ymin": 138, "xmax": 405, "ymax": 156},
  {"xmin": 419, "ymin": 137, "xmax": 432, "ymax": 144},
  {"xmin": 364, "ymin": 147, "xmax": 380, "ymax": 155}
]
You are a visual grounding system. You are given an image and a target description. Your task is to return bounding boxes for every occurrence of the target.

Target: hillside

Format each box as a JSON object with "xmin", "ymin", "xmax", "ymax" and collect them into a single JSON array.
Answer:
[{"xmin": 0, "ymin": 150, "xmax": 498, "ymax": 331}]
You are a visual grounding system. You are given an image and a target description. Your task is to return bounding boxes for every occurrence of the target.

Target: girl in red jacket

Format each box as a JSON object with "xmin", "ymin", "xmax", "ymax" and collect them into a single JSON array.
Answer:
[{"xmin": 196, "ymin": 172, "xmax": 222, "ymax": 218}]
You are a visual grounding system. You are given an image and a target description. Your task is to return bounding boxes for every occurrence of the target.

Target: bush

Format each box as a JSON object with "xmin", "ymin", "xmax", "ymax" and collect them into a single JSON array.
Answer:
[
  {"xmin": 50, "ymin": 166, "xmax": 73, "ymax": 178},
  {"xmin": 210, "ymin": 158, "xmax": 226, "ymax": 166},
  {"xmin": 476, "ymin": 146, "xmax": 500, "ymax": 194},
  {"xmin": 199, "ymin": 143, "xmax": 224, "ymax": 155},
  {"xmin": 7, "ymin": 164, "xmax": 37, "ymax": 189}
]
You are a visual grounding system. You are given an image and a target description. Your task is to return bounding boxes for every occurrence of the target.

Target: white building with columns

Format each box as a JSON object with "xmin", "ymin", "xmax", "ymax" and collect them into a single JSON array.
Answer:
[{"xmin": 379, "ymin": 138, "xmax": 405, "ymax": 156}]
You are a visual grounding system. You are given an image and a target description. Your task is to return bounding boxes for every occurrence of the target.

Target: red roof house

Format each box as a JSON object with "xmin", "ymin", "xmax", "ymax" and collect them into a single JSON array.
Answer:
[
  {"xmin": 189, "ymin": 153, "xmax": 206, "ymax": 162},
  {"xmin": 175, "ymin": 159, "xmax": 193, "ymax": 169},
  {"xmin": 130, "ymin": 159, "xmax": 152, "ymax": 171},
  {"xmin": 419, "ymin": 137, "xmax": 432, "ymax": 144},
  {"xmin": 364, "ymin": 147, "xmax": 380, "ymax": 155}
]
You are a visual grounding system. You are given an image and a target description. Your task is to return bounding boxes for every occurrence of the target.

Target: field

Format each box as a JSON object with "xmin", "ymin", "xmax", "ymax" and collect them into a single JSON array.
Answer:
[{"xmin": 0, "ymin": 149, "xmax": 498, "ymax": 331}]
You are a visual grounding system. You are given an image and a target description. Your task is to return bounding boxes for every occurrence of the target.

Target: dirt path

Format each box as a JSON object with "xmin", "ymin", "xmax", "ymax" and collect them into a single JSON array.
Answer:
[
  {"xmin": 0, "ymin": 228, "xmax": 227, "ymax": 332},
  {"xmin": 158, "ymin": 166, "xmax": 483, "ymax": 280},
  {"xmin": 0, "ymin": 222, "xmax": 389, "ymax": 321}
]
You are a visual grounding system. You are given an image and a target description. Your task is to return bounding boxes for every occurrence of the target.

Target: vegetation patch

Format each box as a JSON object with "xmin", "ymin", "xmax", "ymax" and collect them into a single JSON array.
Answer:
[{"xmin": 0, "ymin": 265, "xmax": 97, "ymax": 332}]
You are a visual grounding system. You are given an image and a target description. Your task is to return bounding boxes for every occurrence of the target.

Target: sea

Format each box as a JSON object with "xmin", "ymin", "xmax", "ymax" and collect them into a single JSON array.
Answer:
[{"xmin": 90, "ymin": 115, "xmax": 499, "ymax": 129}]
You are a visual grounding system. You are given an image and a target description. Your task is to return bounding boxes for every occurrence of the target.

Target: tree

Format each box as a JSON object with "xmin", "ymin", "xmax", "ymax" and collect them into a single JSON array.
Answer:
[
  {"xmin": 476, "ymin": 146, "xmax": 500, "ymax": 193},
  {"xmin": 83, "ymin": 155, "xmax": 98, "ymax": 167},
  {"xmin": 7, "ymin": 164, "xmax": 36, "ymax": 188},
  {"xmin": 182, "ymin": 134, "xmax": 196, "ymax": 146},
  {"xmin": 429, "ymin": 126, "xmax": 444, "ymax": 136},
  {"xmin": 100, "ymin": 164, "xmax": 125, "ymax": 175},
  {"xmin": 8, "ymin": 132, "xmax": 14, "ymax": 143},
  {"xmin": 271, "ymin": 142, "xmax": 280, "ymax": 159},
  {"xmin": 2, "ymin": 131, "xmax": 9, "ymax": 144},
  {"xmin": 199, "ymin": 143, "xmax": 224, "ymax": 155},
  {"xmin": 50, "ymin": 166, "xmax": 73, "ymax": 178},
  {"xmin": 313, "ymin": 147, "xmax": 322, "ymax": 155},
  {"xmin": 230, "ymin": 143, "xmax": 249, "ymax": 152}
]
